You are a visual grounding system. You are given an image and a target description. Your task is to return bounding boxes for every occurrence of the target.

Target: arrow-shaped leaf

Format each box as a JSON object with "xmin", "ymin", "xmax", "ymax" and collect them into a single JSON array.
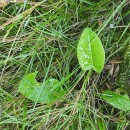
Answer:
[
  {"xmin": 77, "ymin": 28, "xmax": 105, "ymax": 73},
  {"xmin": 18, "ymin": 72, "xmax": 65, "ymax": 104}
]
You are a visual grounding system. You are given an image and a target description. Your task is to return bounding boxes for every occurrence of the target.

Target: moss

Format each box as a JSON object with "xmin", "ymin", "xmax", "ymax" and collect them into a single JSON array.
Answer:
[{"xmin": 118, "ymin": 45, "xmax": 130, "ymax": 94}]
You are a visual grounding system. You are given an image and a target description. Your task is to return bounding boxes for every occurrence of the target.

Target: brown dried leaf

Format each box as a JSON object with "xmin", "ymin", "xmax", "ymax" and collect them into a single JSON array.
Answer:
[
  {"xmin": 109, "ymin": 64, "xmax": 114, "ymax": 76},
  {"xmin": 0, "ymin": 0, "xmax": 24, "ymax": 7},
  {"xmin": 106, "ymin": 83, "xmax": 111, "ymax": 90},
  {"xmin": 0, "ymin": 0, "xmax": 8, "ymax": 7},
  {"xmin": 98, "ymin": 19, "xmax": 103, "ymax": 27},
  {"xmin": 104, "ymin": 65, "xmax": 111, "ymax": 70},
  {"xmin": 113, "ymin": 64, "xmax": 119, "ymax": 78}
]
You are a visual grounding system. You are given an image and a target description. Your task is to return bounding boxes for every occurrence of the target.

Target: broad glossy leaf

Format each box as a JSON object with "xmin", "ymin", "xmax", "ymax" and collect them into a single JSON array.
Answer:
[
  {"xmin": 77, "ymin": 28, "xmax": 105, "ymax": 73},
  {"xmin": 101, "ymin": 90, "xmax": 130, "ymax": 111},
  {"xmin": 18, "ymin": 72, "xmax": 65, "ymax": 104}
]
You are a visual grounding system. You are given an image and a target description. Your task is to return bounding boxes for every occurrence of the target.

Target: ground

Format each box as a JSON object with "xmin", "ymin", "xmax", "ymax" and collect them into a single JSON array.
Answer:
[{"xmin": 0, "ymin": 0, "xmax": 130, "ymax": 130}]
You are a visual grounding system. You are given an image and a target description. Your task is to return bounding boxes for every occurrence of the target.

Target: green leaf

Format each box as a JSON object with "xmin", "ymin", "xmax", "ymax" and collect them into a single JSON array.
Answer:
[
  {"xmin": 101, "ymin": 90, "xmax": 130, "ymax": 111},
  {"xmin": 77, "ymin": 28, "xmax": 105, "ymax": 73},
  {"xmin": 18, "ymin": 72, "xmax": 65, "ymax": 104}
]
